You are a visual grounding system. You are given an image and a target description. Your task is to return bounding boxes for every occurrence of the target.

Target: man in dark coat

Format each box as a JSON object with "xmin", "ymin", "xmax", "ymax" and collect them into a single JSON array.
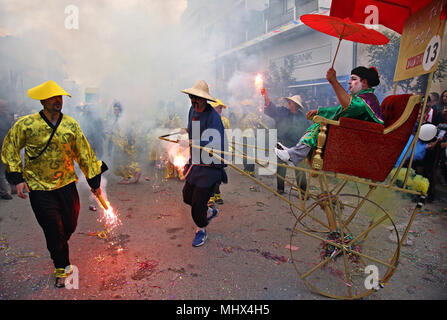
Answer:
[{"xmin": 261, "ymin": 90, "xmax": 309, "ymax": 194}]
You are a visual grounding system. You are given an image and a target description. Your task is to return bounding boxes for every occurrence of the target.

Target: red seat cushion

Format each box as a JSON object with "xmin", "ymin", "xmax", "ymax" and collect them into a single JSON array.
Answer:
[{"xmin": 322, "ymin": 94, "xmax": 420, "ymax": 182}]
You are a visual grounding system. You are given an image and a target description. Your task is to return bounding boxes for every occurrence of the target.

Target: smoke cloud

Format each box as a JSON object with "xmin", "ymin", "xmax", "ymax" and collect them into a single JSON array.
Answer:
[
  {"xmin": 0, "ymin": 0, "xmax": 188, "ymax": 112},
  {"xmin": 0, "ymin": 0, "xmax": 275, "ymax": 174}
]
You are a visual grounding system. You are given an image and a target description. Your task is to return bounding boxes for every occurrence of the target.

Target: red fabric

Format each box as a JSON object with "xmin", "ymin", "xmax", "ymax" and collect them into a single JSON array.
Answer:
[
  {"xmin": 300, "ymin": 14, "xmax": 389, "ymax": 44},
  {"xmin": 330, "ymin": 0, "xmax": 433, "ymax": 34},
  {"xmin": 322, "ymin": 94, "xmax": 420, "ymax": 182},
  {"xmin": 337, "ymin": 117, "xmax": 384, "ymax": 132},
  {"xmin": 441, "ymin": 2, "xmax": 447, "ymax": 20}
]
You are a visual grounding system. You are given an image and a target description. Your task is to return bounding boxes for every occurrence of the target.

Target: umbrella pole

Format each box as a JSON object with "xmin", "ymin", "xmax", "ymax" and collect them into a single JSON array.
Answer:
[{"xmin": 331, "ymin": 37, "xmax": 343, "ymax": 68}]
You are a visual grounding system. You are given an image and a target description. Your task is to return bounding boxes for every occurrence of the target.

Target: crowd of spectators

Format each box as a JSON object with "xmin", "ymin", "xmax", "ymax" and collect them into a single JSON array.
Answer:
[
  {"xmin": 274, "ymin": 88, "xmax": 447, "ymax": 202},
  {"xmin": 419, "ymin": 90, "xmax": 447, "ymax": 202}
]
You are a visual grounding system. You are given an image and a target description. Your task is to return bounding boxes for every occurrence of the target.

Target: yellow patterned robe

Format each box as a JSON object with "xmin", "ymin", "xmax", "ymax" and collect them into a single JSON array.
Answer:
[
  {"xmin": 108, "ymin": 122, "xmax": 140, "ymax": 178},
  {"xmin": 1, "ymin": 111, "xmax": 103, "ymax": 191}
]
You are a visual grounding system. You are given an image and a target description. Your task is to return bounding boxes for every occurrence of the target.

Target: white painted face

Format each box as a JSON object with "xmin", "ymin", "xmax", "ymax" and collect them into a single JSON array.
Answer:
[{"xmin": 348, "ymin": 74, "xmax": 363, "ymax": 94}]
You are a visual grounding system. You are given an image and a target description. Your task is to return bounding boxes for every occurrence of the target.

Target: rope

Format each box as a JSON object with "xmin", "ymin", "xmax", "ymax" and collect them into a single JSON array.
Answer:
[{"xmin": 157, "ymin": 131, "xmax": 425, "ymax": 197}]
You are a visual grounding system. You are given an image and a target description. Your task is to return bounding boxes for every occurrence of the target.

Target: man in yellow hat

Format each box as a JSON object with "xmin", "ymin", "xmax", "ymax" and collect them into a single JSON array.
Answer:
[
  {"xmin": 208, "ymin": 99, "xmax": 230, "ymax": 206},
  {"xmin": 261, "ymin": 89, "xmax": 309, "ymax": 194},
  {"xmin": 1, "ymin": 80, "xmax": 108, "ymax": 288},
  {"xmin": 180, "ymin": 80, "xmax": 227, "ymax": 247}
]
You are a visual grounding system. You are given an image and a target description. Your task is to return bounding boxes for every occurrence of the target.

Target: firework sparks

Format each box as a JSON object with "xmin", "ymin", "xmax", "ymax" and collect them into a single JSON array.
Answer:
[
  {"xmin": 255, "ymin": 73, "xmax": 264, "ymax": 90},
  {"xmin": 101, "ymin": 200, "xmax": 121, "ymax": 230},
  {"xmin": 173, "ymin": 152, "xmax": 187, "ymax": 171},
  {"xmin": 166, "ymin": 138, "xmax": 189, "ymax": 177},
  {"xmin": 94, "ymin": 192, "xmax": 121, "ymax": 231}
]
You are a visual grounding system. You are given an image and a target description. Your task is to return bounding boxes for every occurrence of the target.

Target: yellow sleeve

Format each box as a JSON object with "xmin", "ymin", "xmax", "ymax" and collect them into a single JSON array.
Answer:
[
  {"xmin": 1, "ymin": 119, "xmax": 26, "ymax": 174},
  {"xmin": 72, "ymin": 121, "xmax": 103, "ymax": 180},
  {"xmin": 222, "ymin": 116, "xmax": 231, "ymax": 129}
]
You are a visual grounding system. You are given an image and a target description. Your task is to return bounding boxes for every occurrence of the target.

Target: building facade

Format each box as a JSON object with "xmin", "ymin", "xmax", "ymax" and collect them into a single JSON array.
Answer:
[{"xmin": 180, "ymin": 0, "xmax": 356, "ymax": 109}]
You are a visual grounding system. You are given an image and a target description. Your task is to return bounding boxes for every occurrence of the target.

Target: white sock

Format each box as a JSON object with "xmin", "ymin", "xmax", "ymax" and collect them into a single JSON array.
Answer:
[{"xmin": 208, "ymin": 207, "xmax": 218, "ymax": 217}]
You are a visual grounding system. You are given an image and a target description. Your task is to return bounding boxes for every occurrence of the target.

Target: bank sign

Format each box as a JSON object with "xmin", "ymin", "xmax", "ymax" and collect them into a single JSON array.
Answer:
[{"xmin": 271, "ymin": 44, "xmax": 332, "ymax": 70}]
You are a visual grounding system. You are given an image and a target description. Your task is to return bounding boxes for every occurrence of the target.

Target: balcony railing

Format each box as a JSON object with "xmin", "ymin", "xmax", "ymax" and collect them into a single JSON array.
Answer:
[
  {"xmin": 231, "ymin": 32, "xmax": 247, "ymax": 47},
  {"xmin": 267, "ymin": 8, "xmax": 295, "ymax": 32},
  {"xmin": 225, "ymin": 0, "xmax": 322, "ymax": 50}
]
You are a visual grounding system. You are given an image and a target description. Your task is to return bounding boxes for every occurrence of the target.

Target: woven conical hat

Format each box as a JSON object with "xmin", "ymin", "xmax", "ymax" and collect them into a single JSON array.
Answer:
[
  {"xmin": 284, "ymin": 95, "xmax": 304, "ymax": 110},
  {"xmin": 27, "ymin": 80, "xmax": 71, "ymax": 100},
  {"xmin": 181, "ymin": 80, "xmax": 216, "ymax": 102}
]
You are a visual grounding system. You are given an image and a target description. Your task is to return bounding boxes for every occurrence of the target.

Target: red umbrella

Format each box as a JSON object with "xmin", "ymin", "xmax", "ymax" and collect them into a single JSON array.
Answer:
[
  {"xmin": 300, "ymin": 14, "xmax": 389, "ymax": 67},
  {"xmin": 329, "ymin": 0, "xmax": 434, "ymax": 34}
]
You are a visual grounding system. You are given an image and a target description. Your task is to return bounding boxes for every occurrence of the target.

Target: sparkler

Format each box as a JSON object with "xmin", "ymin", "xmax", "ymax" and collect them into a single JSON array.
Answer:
[
  {"xmin": 255, "ymin": 73, "xmax": 264, "ymax": 92},
  {"xmin": 93, "ymin": 190, "xmax": 121, "ymax": 231},
  {"xmin": 165, "ymin": 135, "xmax": 189, "ymax": 179},
  {"xmin": 173, "ymin": 152, "xmax": 187, "ymax": 171},
  {"xmin": 94, "ymin": 191, "xmax": 108, "ymax": 210}
]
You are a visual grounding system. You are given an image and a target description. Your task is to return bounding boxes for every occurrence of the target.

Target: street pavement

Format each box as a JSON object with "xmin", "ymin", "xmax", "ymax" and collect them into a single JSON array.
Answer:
[{"xmin": 1, "ymin": 164, "xmax": 446, "ymax": 301}]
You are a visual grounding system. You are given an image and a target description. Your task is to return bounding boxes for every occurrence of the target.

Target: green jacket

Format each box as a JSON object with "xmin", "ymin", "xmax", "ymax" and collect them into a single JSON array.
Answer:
[{"xmin": 301, "ymin": 88, "xmax": 384, "ymax": 149}]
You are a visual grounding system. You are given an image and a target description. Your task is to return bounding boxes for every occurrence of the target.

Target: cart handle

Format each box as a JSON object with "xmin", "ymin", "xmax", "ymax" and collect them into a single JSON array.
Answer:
[{"xmin": 312, "ymin": 115, "xmax": 340, "ymax": 126}]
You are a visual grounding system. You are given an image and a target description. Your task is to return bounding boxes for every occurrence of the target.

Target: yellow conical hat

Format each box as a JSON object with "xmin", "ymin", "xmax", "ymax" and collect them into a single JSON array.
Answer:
[
  {"xmin": 27, "ymin": 80, "xmax": 71, "ymax": 100},
  {"xmin": 210, "ymin": 98, "xmax": 227, "ymax": 108}
]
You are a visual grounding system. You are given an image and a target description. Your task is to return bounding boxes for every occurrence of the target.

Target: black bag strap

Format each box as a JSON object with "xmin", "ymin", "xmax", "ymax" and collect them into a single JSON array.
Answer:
[{"xmin": 29, "ymin": 111, "xmax": 63, "ymax": 160}]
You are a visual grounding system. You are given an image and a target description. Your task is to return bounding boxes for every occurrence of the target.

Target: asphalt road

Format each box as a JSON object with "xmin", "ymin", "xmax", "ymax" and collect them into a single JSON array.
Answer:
[{"xmin": 1, "ymin": 163, "xmax": 446, "ymax": 301}]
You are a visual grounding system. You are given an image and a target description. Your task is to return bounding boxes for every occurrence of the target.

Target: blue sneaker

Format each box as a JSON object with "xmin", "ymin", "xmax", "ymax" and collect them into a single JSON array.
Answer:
[
  {"xmin": 192, "ymin": 229, "xmax": 207, "ymax": 247},
  {"xmin": 207, "ymin": 207, "xmax": 219, "ymax": 223}
]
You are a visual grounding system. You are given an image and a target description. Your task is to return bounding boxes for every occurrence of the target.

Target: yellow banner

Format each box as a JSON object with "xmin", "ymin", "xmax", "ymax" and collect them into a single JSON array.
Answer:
[{"xmin": 394, "ymin": 0, "xmax": 446, "ymax": 82}]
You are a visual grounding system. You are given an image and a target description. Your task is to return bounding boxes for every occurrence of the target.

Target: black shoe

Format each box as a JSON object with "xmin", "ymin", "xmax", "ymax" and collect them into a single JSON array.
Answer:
[
  {"xmin": 1, "ymin": 194, "xmax": 12, "ymax": 200},
  {"xmin": 277, "ymin": 189, "xmax": 285, "ymax": 195}
]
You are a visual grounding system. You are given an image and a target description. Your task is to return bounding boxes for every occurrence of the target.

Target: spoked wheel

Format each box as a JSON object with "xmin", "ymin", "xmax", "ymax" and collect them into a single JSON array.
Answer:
[
  {"xmin": 289, "ymin": 193, "xmax": 401, "ymax": 299},
  {"xmin": 289, "ymin": 177, "xmax": 359, "ymax": 233},
  {"xmin": 290, "ymin": 191, "xmax": 338, "ymax": 233}
]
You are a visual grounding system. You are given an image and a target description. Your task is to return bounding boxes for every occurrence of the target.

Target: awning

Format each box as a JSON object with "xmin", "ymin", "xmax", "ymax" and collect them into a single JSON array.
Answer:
[{"xmin": 288, "ymin": 76, "xmax": 348, "ymax": 88}]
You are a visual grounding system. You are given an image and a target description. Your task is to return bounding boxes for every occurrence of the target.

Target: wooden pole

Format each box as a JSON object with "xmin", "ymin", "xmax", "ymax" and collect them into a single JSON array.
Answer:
[
  {"xmin": 403, "ymin": 71, "xmax": 434, "ymax": 189},
  {"xmin": 331, "ymin": 37, "xmax": 343, "ymax": 69}
]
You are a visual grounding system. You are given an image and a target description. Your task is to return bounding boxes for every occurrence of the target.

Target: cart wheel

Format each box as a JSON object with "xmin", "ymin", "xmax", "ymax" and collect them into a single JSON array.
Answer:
[
  {"xmin": 290, "ymin": 191, "xmax": 341, "ymax": 233},
  {"xmin": 289, "ymin": 193, "xmax": 400, "ymax": 299},
  {"xmin": 289, "ymin": 178, "xmax": 359, "ymax": 233}
]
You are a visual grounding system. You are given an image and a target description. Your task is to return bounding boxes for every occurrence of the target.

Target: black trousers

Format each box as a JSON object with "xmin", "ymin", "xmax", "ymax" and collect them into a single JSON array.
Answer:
[
  {"xmin": 243, "ymin": 136, "xmax": 255, "ymax": 172},
  {"xmin": 213, "ymin": 182, "xmax": 221, "ymax": 195},
  {"xmin": 277, "ymin": 159, "xmax": 308, "ymax": 191},
  {"xmin": 182, "ymin": 181, "xmax": 215, "ymax": 228},
  {"xmin": 29, "ymin": 182, "xmax": 80, "ymax": 269}
]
